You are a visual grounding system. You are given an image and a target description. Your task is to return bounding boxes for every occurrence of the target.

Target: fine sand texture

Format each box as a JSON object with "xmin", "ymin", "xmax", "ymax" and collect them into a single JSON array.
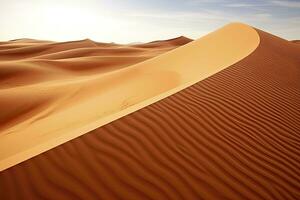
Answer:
[
  {"xmin": 0, "ymin": 25, "xmax": 299, "ymax": 199},
  {"xmin": 0, "ymin": 23, "xmax": 259, "ymax": 171}
]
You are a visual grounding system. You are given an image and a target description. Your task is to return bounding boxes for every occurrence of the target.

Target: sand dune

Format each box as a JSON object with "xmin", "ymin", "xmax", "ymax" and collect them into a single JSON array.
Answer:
[
  {"xmin": 291, "ymin": 40, "xmax": 300, "ymax": 44},
  {"xmin": 0, "ymin": 23, "xmax": 299, "ymax": 199},
  {"xmin": 132, "ymin": 36, "xmax": 193, "ymax": 48},
  {"xmin": 0, "ymin": 23, "xmax": 259, "ymax": 171}
]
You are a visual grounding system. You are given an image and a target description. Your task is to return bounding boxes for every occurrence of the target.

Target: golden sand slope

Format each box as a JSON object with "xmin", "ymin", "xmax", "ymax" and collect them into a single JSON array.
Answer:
[
  {"xmin": 0, "ymin": 23, "xmax": 259, "ymax": 171},
  {"xmin": 0, "ymin": 26, "xmax": 299, "ymax": 200}
]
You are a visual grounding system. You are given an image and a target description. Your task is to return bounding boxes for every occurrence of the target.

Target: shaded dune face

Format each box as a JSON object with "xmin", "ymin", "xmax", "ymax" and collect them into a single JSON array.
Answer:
[{"xmin": 0, "ymin": 30, "xmax": 299, "ymax": 200}]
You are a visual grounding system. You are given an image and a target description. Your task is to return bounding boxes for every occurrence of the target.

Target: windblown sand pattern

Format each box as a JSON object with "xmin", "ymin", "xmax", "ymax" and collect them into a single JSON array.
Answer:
[{"xmin": 0, "ymin": 27, "xmax": 299, "ymax": 199}]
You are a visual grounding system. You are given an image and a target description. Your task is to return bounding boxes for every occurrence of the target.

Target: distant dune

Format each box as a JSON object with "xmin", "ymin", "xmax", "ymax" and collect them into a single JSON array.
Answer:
[
  {"xmin": 132, "ymin": 36, "xmax": 193, "ymax": 48},
  {"xmin": 0, "ymin": 37, "xmax": 189, "ymax": 86},
  {"xmin": 0, "ymin": 23, "xmax": 299, "ymax": 199},
  {"xmin": 291, "ymin": 40, "xmax": 300, "ymax": 44}
]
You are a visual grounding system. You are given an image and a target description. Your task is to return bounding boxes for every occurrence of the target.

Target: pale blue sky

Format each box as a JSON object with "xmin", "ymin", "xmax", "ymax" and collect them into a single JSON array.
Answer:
[{"xmin": 0, "ymin": 0, "xmax": 299, "ymax": 43}]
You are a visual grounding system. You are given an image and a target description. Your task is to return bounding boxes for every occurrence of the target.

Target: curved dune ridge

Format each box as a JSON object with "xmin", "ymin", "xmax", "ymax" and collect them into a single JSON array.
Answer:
[
  {"xmin": 0, "ymin": 24, "xmax": 299, "ymax": 199},
  {"xmin": 0, "ymin": 23, "xmax": 260, "ymax": 171}
]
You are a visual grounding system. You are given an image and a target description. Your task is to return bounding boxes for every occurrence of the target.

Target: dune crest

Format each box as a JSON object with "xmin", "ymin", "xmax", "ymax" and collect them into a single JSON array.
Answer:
[{"xmin": 0, "ymin": 23, "xmax": 259, "ymax": 171}]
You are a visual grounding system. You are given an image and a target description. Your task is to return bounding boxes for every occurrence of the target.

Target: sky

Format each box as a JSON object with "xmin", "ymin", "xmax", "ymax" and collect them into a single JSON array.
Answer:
[{"xmin": 0, "ymin": 0, "xmax": 299, "ymax": 43}]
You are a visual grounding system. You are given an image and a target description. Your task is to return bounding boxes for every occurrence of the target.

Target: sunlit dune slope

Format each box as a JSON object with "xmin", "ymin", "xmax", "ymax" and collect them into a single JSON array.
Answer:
[
  {"xmin": 0, "ymin": 23, "xmax": 259, "ymax": 171},
  {"xmin": 0, "ymin": 24, "xmax": 299, "ymax": 199}
]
